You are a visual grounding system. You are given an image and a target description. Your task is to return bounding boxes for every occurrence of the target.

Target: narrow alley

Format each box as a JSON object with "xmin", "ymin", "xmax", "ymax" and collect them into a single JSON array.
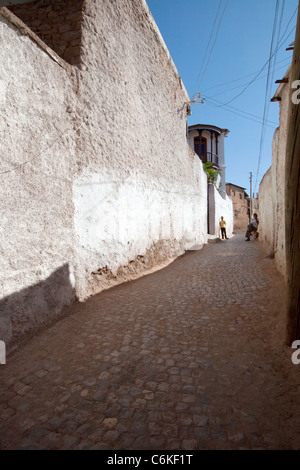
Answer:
[{"xmin": 0, "ymin": 234, "xmax": 299, "ymax": 450}]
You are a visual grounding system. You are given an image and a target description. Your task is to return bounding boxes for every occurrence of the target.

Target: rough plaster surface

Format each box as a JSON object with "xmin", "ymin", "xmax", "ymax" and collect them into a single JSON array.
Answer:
[
  {"xmin": 226, "ymin": 184, "xmax": 248, "ymax": 232},
  {"xmin": 213, "ymin": 187, "xmax": 233, "ymax": 238},
  {"xmin": 0, "ymin": 0, "xmax": 209, "ymax": 348},
  {"xmin": 208, "ymin": 184, "xmax": 233, "ymax": 238},
  {"xmin": 73, "ymin": 167, "xmax": 207, "ymax": 299},
  {"xmin": 259, "ymin": 74, "xmax": 289, "ymax": 279},
  {"xmin": 0, "ymin": 13, "xmax": 78, "ymax": 347},
  {"xmin": 72, "ymin": 0, "xmax": 208, "ymax": 300},
  {"xmin": 259, "ymin": 167, "xmax": 274, "ymax": 252}
]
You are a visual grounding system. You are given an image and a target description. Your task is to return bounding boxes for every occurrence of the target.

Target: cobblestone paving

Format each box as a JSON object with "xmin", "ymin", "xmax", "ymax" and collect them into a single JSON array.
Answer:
[{"xmin": 1, "ymin": 234, "xmax": 299, "ymax": 450}]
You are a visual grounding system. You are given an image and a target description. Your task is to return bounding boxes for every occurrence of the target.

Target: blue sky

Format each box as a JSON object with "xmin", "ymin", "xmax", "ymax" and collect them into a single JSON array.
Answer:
[{"xmin": 146, "ymin": 0, "xmax": 298, "ymax": 196}]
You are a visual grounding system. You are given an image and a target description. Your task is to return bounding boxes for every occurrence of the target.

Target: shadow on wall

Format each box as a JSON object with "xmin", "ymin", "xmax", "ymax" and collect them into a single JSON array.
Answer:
[
  {"xmin": 7, "ymin": 0, "xmax": 84, "ymax": 66},
  {"xmin": 0, "ymin": 263, "xmax": 77, "ymax": 353}
]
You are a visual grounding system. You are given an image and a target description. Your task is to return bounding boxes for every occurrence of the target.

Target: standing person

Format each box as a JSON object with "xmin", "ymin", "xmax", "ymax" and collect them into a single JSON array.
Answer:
[
  {"xmin": 245, "ymin": 213, "xmax": 259, "ymax": 241},
  {"xmin": 219, "ymin": 216, "xmax": 229, "ymax": 240}
]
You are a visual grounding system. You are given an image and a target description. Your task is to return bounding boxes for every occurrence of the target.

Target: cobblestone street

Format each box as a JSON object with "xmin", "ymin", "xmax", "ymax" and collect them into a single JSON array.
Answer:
[{"xmin": 1, "ymin": 234, "xmax": 299, "ymax": 450}]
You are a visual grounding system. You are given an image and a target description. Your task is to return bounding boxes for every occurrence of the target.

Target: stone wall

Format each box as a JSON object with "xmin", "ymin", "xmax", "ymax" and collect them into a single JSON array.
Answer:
[
  {"xmin": 0, "ymin": 0, "xmax": 208, "ymax": 349},
  {"xmin": 72, "ymin": 0, "xmax": 208, "ymax": 300},
  {"xmin": 8, "ymin": 0, "xmax": 83, "ymax": 65},
  {"xmin": 0, "ymin": 9, "xmax": 77, "ymax": 348},
  {"xmin": 259, "ymin": 167, "xmax": 274, "ymax": 253},
  {"xmin": 258, "ymin": 66, "xmax": 291, "ymax": 279},
  {"xmin": 226, "ymin": 184, "xmax": 249, "ymax": 232}
]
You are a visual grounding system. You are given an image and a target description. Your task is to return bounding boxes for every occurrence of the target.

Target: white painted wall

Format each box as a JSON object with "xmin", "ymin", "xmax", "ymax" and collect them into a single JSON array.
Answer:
[
  {"xmin": 73, "ymin": 166, "xmax": 208, "ymax": 299},
  {"xmin": 188, "ymin": 128, "xmax": 227, "ymax": 194},
  {"xmin": 208, "ymin": 184, "xmax": 233, "ymax": 238},
  {"xmin": 258, "ymin": 67, "xmax": 290, "ymax": 279},
  {"xmin": 0, "ymin": 12, "xmax": 77, "ymax": 347},
  {"xmin": 0, "ymin": 1, "xmax": 209, "ymax": 348},
  {"xmin": 217, "ymin": 133, "xmax": 226, "ymax": 196},
  {"xmin": 214, "ymin": 188, "xmax": 233, "ymax": 237},
  {"xmin": 73, "ymin": 0, "xmax": 209, "ymax": 300}
]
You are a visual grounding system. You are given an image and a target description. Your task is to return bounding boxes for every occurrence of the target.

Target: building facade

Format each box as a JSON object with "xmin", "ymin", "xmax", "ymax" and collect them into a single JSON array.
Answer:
[
  {"xmin": 188, "ymin": 124, "xmax": 233, "ymax": 237},
  {"xmin": 188, "ymin": 124, "xmax": 229, "ymax": 196},
  {"xmin": 226, "ymin": 183, "xmax": 249, "ymax": 232}
]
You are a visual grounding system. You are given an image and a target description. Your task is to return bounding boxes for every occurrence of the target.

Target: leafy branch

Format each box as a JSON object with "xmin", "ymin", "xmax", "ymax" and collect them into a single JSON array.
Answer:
[{"xmin": 203, "ymin": 162, "xmax": 221, "ymax": 185}]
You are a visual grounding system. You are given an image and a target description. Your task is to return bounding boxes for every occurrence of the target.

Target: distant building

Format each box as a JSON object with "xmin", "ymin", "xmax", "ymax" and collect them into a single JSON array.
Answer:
[
  {"xmin": 188, "ymin": 124, "xmax": 229, "ymax": 196},
  {"xmin": 188, "ymin": 124, "xmax": 233, "ymax": 237},
  {"xmin": 226, "ymin": 183, "xmax": 249, "ymax": 232}
]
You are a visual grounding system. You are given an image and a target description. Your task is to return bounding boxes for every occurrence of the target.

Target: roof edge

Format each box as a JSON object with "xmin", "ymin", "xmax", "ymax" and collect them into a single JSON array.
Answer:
[{"xmin": 188, "ymin": 124, "xmax": 230, "ymax": 135}]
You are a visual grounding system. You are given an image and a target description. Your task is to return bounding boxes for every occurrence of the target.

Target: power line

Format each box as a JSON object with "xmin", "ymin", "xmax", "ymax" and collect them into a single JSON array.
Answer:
[
  {"xmin": 270, "ymin": 1, "xmax": 286, "ymax": 89},
  {"xmin": 193, "ymin": 0, "xmax": 223, "ymax": 96},
  {"xmin": 204, "ymin": 97, "xmax": 277, "ymax": 128},
  {"xmin": 219, "ymin": 5, "xmax": 297, "ymax": 107},
  {"xmin": 204, "ymin": 59, "xmax": 291, "ymax": 99},
  {"xmin": 254, "ymin": 0, "xmax": 285, "ymax": 192},
  {"xmin": 202, "ymin": 57, "xmax": 291, "ymax": 93},
  {"xmin": 221, "ymin": 27, "xmax": 295, "ymax": 108},
  {"xmin": 205, "ymin": 96, "xmax": 278, "ymax": 125},
  {"xmin": 198, "ymin": 0, "xmax": 229, "ymax": 90}
]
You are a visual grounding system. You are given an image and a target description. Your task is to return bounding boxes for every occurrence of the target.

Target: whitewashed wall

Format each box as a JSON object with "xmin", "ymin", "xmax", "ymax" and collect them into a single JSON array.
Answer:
[
  {"xmin": 208, "ymin": 184, "xmax": 233, "ymax": 238},
  {"xmin": 0, "ymin": 1, "xmax": 208, "ymax": 348},
  {"xmin": 214, "ymin": 188, "xmax": 233, "ymax": 238},
  {"xmin": 73, "ymin": 165, "xmax": 207, "ymax": 298},
  {"xmin": 0, "ymin": 12, "xmax": 77, "ymax": 347},
  {"xmin": 258, "ymin": 68, "xmax": 290, "ymax": 279},
  {"xmin": 188, "ymin": 129, "xmax": 227, "ymax": 194},
  {"xmin": 73, "ymin": 0, "xmax": 208, "ymax": 300}
]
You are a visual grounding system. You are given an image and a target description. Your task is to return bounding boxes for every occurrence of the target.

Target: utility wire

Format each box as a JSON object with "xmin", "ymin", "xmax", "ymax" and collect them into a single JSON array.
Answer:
[
  {"xmin": 205, "ymin": 96, "xmax": 278, "ymax": 125},
  {"xmin": 221, "ymin": 27, "xmax": 294, "ymax": 108},
  {"xmin": 193, "ymin": 0, "xmax": 223, "ymax": 97},
  {"xmin": 204, "ymin": 60, "xmax": 291, "ymax": 99},
  {"xmin": 198, "ymin": 0, "xmax": 229, "ymax": 91},
  {"xmin": 204, "ymin": 97, "xmax": 277, "ymax": 128},
  {"xmin": 254, "ymin": 0, "xmax": 285, "ymax": 192},
  {"xmin": 219, "ymin": 5, "xmax": 297, "ymax": 107},
  {"xmin": 270, "ymin": 0, "xmax": 286, "ymax": 88},
  {"xmin": 202, "ymin": 57, "xmax": 291, "ymax": 93}
]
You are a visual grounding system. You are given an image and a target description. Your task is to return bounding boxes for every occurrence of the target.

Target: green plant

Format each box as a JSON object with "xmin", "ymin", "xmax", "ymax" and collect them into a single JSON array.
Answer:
[{"xmin": 203, "ymin": 162, "xmax": 221, "ymax": 185}]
